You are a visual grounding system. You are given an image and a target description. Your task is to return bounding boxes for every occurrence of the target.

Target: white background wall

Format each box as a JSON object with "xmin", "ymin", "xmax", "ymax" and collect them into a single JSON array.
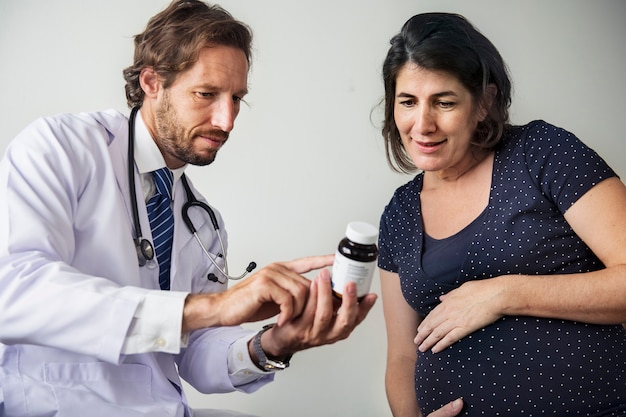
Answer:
[{"xmin": 1, "ymin": 1, "xmax": 624, "ymax": 416}]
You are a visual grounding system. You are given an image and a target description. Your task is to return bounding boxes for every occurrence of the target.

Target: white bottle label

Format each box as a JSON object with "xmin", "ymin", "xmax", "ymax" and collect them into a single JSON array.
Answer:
[{"xmin": 331, "ymin": 251, "xmax": 376, "ymax": 298}]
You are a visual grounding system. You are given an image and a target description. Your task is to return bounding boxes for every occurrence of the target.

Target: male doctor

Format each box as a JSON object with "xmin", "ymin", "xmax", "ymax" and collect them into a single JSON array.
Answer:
[
  {"xmin": 0, "ymin": 1, "xmax": 463, "ymax": 416},
  {"xmin": 0, "ymin": 1, "xmax": 376, "ymax": 416}
]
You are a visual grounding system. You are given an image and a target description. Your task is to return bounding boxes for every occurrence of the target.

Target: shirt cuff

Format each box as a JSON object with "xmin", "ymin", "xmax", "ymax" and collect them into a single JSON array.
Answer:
[
  {"xmin": 227, "ymin": 333, "xmax": 277, "ymax": 386},
  {"xmin": 121, "ymin": 290, "xmax": 188, "ymax": 354}
]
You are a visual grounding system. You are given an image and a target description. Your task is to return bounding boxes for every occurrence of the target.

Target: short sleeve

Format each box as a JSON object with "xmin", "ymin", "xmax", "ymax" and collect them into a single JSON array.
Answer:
[
  {"xmin": 378, "ymin": 204, "xmax": 398, "ymax": 273},
  {"xmin": 377, "ymin": 175, "xmax": 423, "ymax": 274},
  {"xmin": 523, "ymin": 121, "xmax": 617, "ymax": 214}
]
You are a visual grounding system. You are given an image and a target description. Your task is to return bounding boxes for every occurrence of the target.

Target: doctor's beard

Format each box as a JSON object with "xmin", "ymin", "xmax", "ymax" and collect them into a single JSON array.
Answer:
[{"xmin": 154, "ymin": 92, "xmax": 228, "ymax": 167}]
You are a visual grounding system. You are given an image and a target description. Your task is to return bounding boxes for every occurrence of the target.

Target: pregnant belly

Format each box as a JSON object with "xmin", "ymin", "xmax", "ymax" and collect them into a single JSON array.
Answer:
[{"xmin": 414, "ymin": 317, "xmax": 626, "ymax": 416}]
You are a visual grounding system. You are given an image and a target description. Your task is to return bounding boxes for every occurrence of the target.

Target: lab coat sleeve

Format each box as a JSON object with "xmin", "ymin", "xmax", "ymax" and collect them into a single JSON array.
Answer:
[
  {"xmin": 121, "ymin": 290, "xmax": 188, "ymax": 354},
  {"xmin": 227, "ymin": 333, "xmax": 281, "ymax": 385},
  {"xmin": 177, "ymin": 326, "xmax": 274, "ymax": 394},
  {"xmin": 0, "ymin": 113, "xmax": 147, "ymax": 364}
]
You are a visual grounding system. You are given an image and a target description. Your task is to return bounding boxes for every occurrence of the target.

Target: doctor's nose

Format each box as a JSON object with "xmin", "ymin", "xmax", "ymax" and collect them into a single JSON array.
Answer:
[{"xmin": 211, "ymin": 99, "xmax": 237, "ymax": 133}]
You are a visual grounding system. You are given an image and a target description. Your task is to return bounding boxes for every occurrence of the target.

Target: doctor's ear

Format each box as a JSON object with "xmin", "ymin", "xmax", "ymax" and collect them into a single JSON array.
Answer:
[{"xmin": 139, "ymin": 67, "xmax": 162, "ymax": 99}]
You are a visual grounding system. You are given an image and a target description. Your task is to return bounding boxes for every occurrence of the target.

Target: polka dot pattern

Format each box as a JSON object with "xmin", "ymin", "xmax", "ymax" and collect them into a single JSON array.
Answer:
[{"xmin": 379, "ymin": 121, "xmax": 626, "ymax": 415}]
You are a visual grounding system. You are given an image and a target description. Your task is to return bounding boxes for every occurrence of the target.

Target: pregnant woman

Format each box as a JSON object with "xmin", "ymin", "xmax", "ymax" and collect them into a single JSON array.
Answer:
[{"xmin": 377, "ymin": 12, "xmax": 626, "ymax": 417}]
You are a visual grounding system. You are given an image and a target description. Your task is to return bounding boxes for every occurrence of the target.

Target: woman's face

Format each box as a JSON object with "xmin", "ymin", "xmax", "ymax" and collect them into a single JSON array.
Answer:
[{"xmin": 393, "ymin": 64, "xmax": 484, "ymax": 177}]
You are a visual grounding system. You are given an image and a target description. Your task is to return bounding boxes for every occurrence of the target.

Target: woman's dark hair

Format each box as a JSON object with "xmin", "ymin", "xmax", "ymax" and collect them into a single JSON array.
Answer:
[
  {"xmin": 123, "ymin": 0, "xmax": 253, "ymax": 108},
  {"xmin": 381, "ymin": 13, "xmax": 512, "ymax": 173}
]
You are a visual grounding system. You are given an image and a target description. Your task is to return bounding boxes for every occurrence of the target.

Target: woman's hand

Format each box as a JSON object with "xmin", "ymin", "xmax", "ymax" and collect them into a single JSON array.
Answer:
[
  {"xmin": 414, "ymin": 277, "xmax": 507, "ymax": 353},
  {"xmin": 426, "ymin": 398, "xmax": 464, "ymax": 417}
]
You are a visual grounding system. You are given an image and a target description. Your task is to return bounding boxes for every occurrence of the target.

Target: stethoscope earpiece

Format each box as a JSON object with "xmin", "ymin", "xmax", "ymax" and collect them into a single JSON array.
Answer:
[{"xmin": 207, "ymin": 261, "xmax": 257, "ymax": 284}]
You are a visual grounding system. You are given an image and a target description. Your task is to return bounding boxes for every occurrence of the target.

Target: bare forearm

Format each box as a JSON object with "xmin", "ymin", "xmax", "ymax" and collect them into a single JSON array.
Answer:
[
  {"xmin": 182, "ymin": 293, "xmax": 224, "ymax": 333},
  {"xmin": 386, "ymin": 357, "xmax": 421, "ymax": 417},
  {"xmin": 501, "ymin": 265, "xmax": 626, "ymax": 324}
]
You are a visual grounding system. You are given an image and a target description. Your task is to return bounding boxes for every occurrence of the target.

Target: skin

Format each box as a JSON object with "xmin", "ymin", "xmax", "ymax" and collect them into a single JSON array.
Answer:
[
  {"xmin": 137, "ymin": 44, "xmax": 378, "ymax": 363},
  {"xmin": 382, "ymin": 63, "xmax": 626, "ymax": 416}
]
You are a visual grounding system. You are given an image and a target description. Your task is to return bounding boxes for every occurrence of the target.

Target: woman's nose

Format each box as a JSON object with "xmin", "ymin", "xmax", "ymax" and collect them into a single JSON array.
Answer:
[{"xmin": 414, "ymin": 106, "xmax": 436, "ymax": 136}]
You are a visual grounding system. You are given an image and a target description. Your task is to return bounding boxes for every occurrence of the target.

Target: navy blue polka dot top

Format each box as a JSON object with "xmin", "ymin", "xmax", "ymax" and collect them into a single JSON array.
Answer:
[{"xmin": 379, "ymin": 121, "xmax": 626, "ymax": 416}]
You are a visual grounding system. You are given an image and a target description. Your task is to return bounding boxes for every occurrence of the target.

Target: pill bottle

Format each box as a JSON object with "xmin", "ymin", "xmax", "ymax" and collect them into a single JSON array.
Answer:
[{"xmin": 331, "ymin": 221, "xmax": 378, "ymax": 301}]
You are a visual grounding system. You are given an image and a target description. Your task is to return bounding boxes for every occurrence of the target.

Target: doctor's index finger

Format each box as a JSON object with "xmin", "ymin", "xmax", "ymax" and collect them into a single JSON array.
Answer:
[{"xmin": 281, "ymin": 254, "xmax": 334, "ymax": 275}]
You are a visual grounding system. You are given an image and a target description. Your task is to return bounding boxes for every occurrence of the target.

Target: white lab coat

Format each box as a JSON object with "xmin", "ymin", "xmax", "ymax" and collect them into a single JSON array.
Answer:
[{"xmin": 0, "ymin": 110, "xmax": 271, "ymax": 416}]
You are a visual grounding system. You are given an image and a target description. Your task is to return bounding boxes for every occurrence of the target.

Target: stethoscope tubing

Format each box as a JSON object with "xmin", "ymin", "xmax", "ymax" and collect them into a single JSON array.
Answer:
[
  {"xmin": 127, "ymin": 106, "xmax": 255, "ymax": 282},
  {"xmin": 128, "ymin": 107, "xmax": 154, "ymax": 266},
  {"xmin": 180, "ymin": 176, "xmax": 254, "ymax": 282}
]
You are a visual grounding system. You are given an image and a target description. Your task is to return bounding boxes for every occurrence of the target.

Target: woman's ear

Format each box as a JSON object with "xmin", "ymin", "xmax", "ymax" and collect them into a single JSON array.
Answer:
[
  {"xmin": 138, "ymin": 67, "xmax": 161, "ymax": 99},
  {"xmin": 478, "ymin": 84, "xmax": 497, "ymax": 121}
]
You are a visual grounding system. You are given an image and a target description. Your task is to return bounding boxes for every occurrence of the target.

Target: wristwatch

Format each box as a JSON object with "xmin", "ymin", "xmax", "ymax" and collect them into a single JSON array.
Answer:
[{"xmin": 252, "ymin": 324, "xmax": 292, "ymax": 371}]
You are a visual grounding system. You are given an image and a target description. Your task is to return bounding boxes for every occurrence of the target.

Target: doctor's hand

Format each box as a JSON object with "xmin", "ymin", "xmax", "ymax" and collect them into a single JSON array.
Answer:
[
  {"xmin": 250, "ymin": 268, "xmax": 377, "ymax": 360},
  {"xmin": 182, "ymin": 255, "xmax": 333, "ymax": 333}
]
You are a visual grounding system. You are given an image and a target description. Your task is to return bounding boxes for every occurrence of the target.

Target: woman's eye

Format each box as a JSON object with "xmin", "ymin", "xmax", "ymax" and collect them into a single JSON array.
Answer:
[
  {"xmin": 399, "ymin": 99, "xmax": 415, "ymax": 107},
  {"xmin": 196, "ymin": 92, "xmax": 215, "ymax": 98},
  {"xmin": 438, "ymin": 101, "xmax": 455, "ymax": 109}
]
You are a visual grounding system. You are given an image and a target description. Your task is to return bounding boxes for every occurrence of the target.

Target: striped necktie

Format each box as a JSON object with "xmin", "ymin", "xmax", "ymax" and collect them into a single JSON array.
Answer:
[{"xmin": 147, "ymin": 168, "xmax": 174, "ymax": 290}]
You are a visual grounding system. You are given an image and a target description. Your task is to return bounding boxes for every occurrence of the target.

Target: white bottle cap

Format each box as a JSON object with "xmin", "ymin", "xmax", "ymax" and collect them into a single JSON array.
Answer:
[{"xmin": 346, "ymin": 221, "xmax": 378, "ymax": 245}]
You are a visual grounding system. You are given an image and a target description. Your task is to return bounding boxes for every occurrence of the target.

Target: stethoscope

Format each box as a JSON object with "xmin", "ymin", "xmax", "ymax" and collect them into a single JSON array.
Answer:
[{"xmin": 127, "ymin": 106, "xmax": 256, "ymax": 284}]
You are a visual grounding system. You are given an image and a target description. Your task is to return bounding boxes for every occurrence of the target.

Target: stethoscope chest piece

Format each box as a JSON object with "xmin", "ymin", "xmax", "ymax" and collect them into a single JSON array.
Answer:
[{"xmin": 135, "ymin": 237, "xmax": 155, "ymax": 267}]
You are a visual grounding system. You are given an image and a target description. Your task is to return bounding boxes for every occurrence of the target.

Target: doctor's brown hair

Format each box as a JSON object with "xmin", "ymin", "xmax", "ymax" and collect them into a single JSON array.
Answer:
[{"xmin": 123, "ymin": 0, "xmax": 253, "ymax": 108}]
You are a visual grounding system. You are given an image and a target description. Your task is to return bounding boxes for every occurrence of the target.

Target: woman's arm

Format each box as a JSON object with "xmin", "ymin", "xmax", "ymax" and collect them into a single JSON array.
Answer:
[
  {"xmin": 380, "ymin": 269, "xmax": 423, "ymax": 417},
  {"xmin": 415, "ymin": 177, "xmax": 626, "ymax": 353},
  {"xmin": 503, "ymin": 177, "xmax": 626, "ymax": 321}
]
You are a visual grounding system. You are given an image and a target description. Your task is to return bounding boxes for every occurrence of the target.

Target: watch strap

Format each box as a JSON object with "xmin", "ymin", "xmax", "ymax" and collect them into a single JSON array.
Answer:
[{"xmin": 252, "ymin": 323, "xmax": 292, "ymax": 371}]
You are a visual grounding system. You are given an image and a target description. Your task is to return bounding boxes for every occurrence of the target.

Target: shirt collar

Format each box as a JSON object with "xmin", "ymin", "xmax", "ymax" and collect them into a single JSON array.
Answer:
[{"xmin": 133, "ymin": 110, "xmax": 186, "ymax": 182}]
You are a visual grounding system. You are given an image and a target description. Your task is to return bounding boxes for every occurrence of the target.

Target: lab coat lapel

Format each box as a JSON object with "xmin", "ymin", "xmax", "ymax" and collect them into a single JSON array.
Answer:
[
  {"xmin": 108, "ymin": 128, "xmax": 137, "ymax": 236},
  {"xmin": 108, "ymin": 122, "xmax": 160, "ymax": 290}
]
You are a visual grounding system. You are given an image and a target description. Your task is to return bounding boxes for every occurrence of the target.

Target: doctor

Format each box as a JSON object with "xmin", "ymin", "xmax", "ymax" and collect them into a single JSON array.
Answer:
[{"xmin": 0, "ymin": 1, "xmax": 381, "ymax": 416}]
